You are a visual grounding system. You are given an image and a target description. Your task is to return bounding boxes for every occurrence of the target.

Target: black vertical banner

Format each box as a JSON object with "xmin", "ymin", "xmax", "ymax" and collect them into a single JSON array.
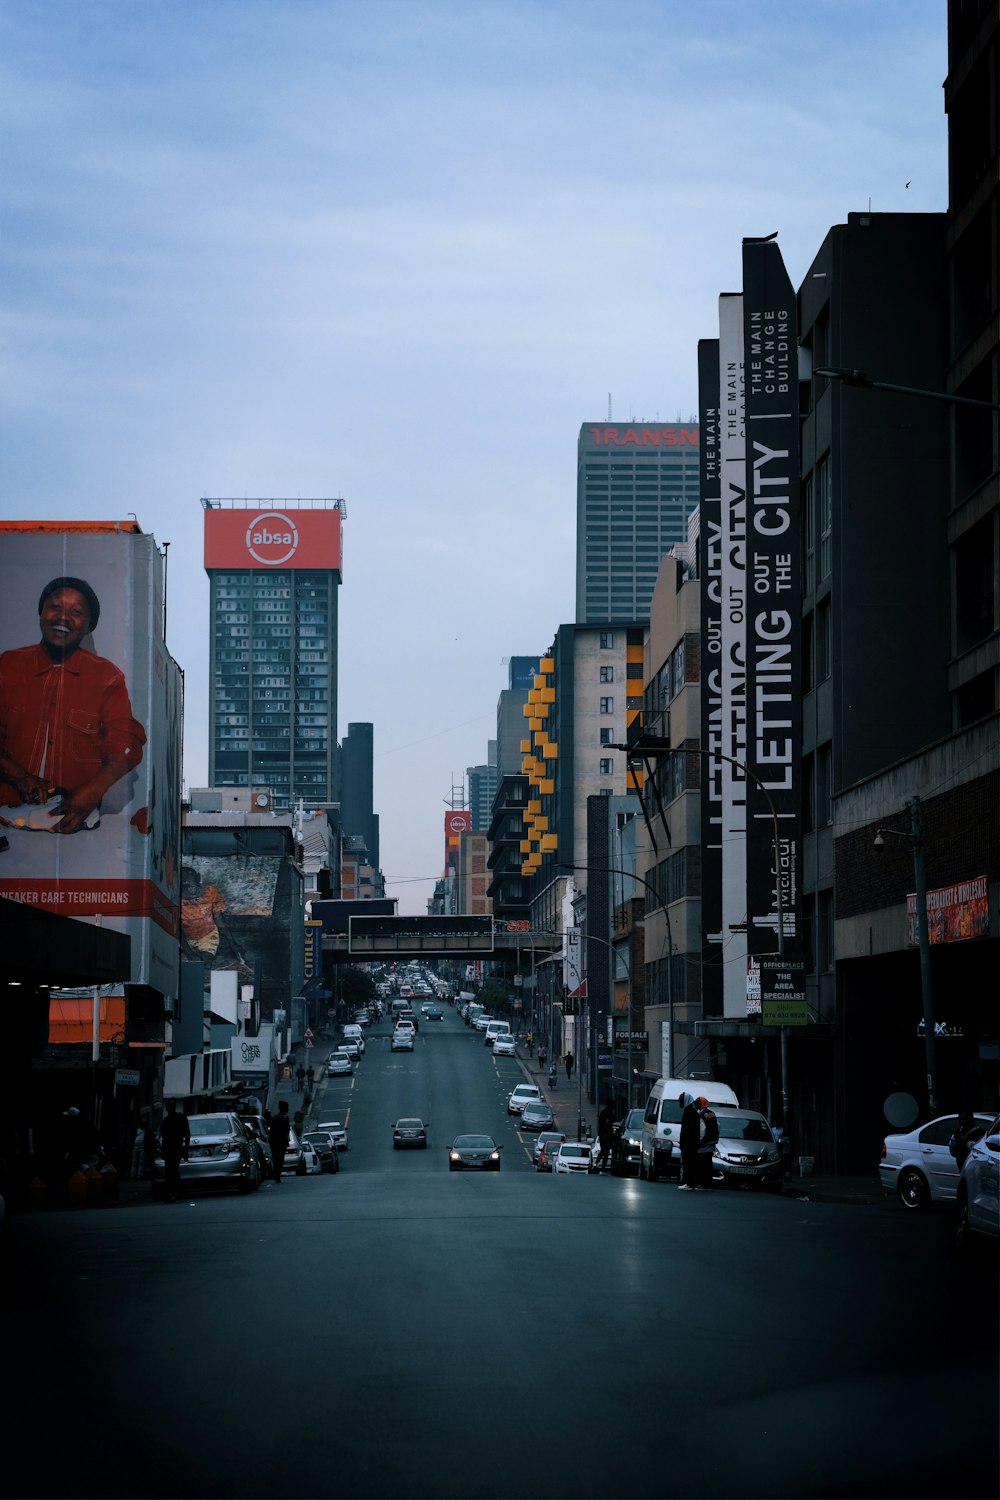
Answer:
[
  {"xmin": 698, "ymin": 338, "xmax": 723, "ymax": 1016},
  {"xmin": 741, "ymin": 238, "xmax": 802, "ymax": 960}
]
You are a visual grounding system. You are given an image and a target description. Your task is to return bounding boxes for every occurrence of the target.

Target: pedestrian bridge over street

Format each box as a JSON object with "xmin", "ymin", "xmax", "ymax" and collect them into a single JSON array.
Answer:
[{"xmin": 316, "ymin": 913, "xmax": 562, "ymax": 965}]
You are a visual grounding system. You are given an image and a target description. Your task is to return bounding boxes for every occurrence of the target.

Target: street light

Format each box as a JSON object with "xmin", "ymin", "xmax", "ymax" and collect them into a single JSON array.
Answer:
[
  {"xmin": 874, "ymin": 796, "xmax": 937, "ymax": 1113},
  {"xmin": 814, "ymin": 367, "xmax": 1000, "ymax": 411}
]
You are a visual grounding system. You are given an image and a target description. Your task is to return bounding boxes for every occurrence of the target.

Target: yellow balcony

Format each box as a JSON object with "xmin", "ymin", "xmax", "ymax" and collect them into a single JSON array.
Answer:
[
  {"xmin": 519, "ymin": 738, "xmax": 532, "ymax": 754},
  {"xmin": 542, "ymin": 742, "xmax": 558, "ymax": 758},
  {"xmin": 540, "ymin": 778, "xmax": 554, "ymax": 794},
  {"xmin": 541, "ymin": 686, "xmax": 555, "ymax": 702},
  {"xmin": 527, "ymin": 800, "xmax": 541, "ymax": 814},
  {"xmin": 541, "ymin": 657, "xmax": 554, "ymax": 673},
  {"xmin": 541, "ymin": 833, "xmax": 558, "ymax": 852}
]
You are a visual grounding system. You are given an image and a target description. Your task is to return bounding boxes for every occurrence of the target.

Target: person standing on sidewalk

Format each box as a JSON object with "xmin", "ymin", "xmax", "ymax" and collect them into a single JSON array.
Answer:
[
  {"xmin": 695, "ymin": 1096, "xmax": 720, "ymax": 1190},
  {"xmin": 677, "ymin": 1092, "xmax": 700, "ymax": 1190},
  {"xmin": 160, "ymin": 1100, "xmax": 190, "ymax": 1203},
  {"xmin": 267, "ymin": 1100, "xmax": 290, "ymax": 1184},
  {"xmin": 564, "ymin": 1051, "xmax": 574, "ymax": 1080},
  {"xmin": 595, "ymin": 1100, "xmax": 616, "ymax": 1172}
]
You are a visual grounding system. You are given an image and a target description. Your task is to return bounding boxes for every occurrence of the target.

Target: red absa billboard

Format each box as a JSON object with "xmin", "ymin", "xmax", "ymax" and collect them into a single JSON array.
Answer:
[{"xmin": 203, "ymin": 506, "xmax": 342, "ymax": 572}]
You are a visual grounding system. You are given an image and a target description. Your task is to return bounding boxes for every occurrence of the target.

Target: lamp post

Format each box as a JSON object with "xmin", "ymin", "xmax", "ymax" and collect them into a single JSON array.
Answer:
[{"xmin": 874, "ymin": 796, "xmax": 937, "ymax": 1113}]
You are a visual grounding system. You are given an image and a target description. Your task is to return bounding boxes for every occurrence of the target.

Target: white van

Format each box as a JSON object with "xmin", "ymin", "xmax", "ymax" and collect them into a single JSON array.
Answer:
[
  {"xmin": 342, "ymin": 1022, "xmax": 365, "ymax": 1055},
  {"xmin": 484, "ymin": 1020, "xmax": 511, "ymax": 1048},
  {"xmin": 639, "ymin": 1078, "xmax": 740, "ymax": 1182}
]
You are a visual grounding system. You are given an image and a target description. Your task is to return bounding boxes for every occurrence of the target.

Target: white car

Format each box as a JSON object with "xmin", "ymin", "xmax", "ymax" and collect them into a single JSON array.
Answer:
[
  {"xmin": 391, "ymin": 1028, "xmax": 415, "ymax": 1052},
  {"xmin": 471, "ymin": 1014, "xmax": 493, "ymax": 1031},
  {"xmin": 300, "ymin": 1141, "xmax": 323, "ymax": 1175},
  {"xmin": 878, "ymin": 1111, "xmax": 994, "ymax": 1210},
  {"xmin": 318, "ymin": 1119, "xmax": 349, "ymax": 1151},
  {"xmin": 553, "ymin": 1142, "xmax": 595, "ymax": 1175},
  {"xmin": 492, "ymin": 1033, "xmax": 517, "ymax": 1057},
  {"xmin": 507, "ymin": 1084, "xmax": 542, "ymax": 1115}
]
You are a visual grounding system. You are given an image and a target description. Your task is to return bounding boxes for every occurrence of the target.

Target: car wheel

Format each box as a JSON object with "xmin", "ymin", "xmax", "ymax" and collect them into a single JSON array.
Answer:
[{"xmin": 897, "ymin": 1167, "xmax": 929, "ymax": 1210}]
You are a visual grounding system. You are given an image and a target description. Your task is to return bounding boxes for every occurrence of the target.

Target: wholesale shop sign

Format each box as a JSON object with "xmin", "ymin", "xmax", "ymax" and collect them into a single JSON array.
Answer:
[{"xmin": 907, "ymin": 875, "xmax": 989, "ymax": 946}]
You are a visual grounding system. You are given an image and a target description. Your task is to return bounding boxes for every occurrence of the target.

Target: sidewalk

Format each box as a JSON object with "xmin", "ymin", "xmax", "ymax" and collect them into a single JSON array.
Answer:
[{"xmin": 512, "ymin": 1044, "xmax": 884, "ymax": 1206}]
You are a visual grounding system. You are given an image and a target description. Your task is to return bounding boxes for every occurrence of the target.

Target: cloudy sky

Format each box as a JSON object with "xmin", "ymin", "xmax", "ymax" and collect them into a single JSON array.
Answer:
[{"xmin": 1, "ymin": 0, "xmax": 948, "ymax": 913}]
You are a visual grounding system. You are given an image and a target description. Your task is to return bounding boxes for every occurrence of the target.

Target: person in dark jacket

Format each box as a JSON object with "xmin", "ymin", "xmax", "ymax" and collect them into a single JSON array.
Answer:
[
  {"xmin": 267, "ymin": 1100, "xmax": 291, "ymax": 1184},
  {"xmin": 595, "ymin": 1101, "xmax": 616, "ymax": 1172},
  {"xmin": 677, "ymin": 1092, "xmax": 700, "ymax": 1190},
  {"xmin": 160, "ymin": 1099, "xmax": 190, "ymax": 1203},
  {"xmin": 695, "ymin": 1096, "xmax": 720, "ymax": 1190}
]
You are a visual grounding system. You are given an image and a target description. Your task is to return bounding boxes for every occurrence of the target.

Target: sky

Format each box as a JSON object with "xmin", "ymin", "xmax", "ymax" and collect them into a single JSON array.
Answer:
[{"xmin": 1, "ymin": 0, "xmax": 949, "ymax": 914}]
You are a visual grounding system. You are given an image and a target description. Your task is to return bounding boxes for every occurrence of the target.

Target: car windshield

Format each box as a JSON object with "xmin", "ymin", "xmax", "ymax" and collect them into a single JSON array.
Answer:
[
  {"xmin": 623, "ymin": 1110, "xmax": 645, "ymax": 1129},
  {"xmin": 189, "ymin": 1117, "xmax": 232, "ymax": 1137},
  {"xmin": 454, "ymin": 1136, "xmax": 494, "ymax": 1149},
  {"xmin": 718, "ymin": 1115, "xmax": 774, "ymax": 1142},
  {"xmin": 561, "ymin": 1145, "xmax": 589, "ymax": 1158},
  {"xmin": 397, "ymin": 1120, "xmax": 423, "ymax": 1129}
]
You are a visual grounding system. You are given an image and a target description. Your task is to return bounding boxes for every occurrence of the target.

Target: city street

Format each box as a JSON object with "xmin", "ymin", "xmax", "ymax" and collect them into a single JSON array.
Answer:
[{"xmin": 3, "ymin": 1007, "xmax": 996, "ymax": 1499}]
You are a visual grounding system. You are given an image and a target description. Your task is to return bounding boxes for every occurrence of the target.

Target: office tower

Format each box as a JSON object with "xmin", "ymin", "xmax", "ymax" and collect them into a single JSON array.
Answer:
[
  {"xmin": 202, "ymin": 500, "xmax": 344, "ymax": 807},
  {"xmin": 341, "ymin": 721, "xmax": 379, "ymax": 871},
  {"xmin": 576, "ymin": 422, "xmax": 700, "ymax": 625},
  {"xmin": 495, "ymin": 656, "xmax": 540, "ymax": 778},
  {"xmin": 466, "ymin": 743, "xmax": 498, "ymax": 831}
]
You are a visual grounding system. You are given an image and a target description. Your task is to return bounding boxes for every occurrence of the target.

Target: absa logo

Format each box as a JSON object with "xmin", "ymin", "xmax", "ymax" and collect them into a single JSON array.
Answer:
[{"xmin": 245, "ymin": 512, "xmax": 300, "ymax": 567}]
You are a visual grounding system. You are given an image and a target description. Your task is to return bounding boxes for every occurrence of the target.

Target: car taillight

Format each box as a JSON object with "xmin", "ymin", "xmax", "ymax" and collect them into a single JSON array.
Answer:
[{"xmin": 880, "ymin": 1142, "xmax": 887, "ymax": 1160}]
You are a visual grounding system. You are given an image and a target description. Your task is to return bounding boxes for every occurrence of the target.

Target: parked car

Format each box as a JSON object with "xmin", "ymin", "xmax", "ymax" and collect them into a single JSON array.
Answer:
[
  {"xmin": 300, "ymin": 1141, "xmax": 323, "ymax": 1175},
  {"xmin": 610, "ymin": 1108, "xmax": 645, "ymax": 1177},
  {"xmin": 354, "ymin": 1010, "xmax": 371, "ymax": 1027},
  {"xmin": 283, "ymin": 1129, "xmax": 307, "ymax": 1176},
  {"xmin": 955, "ymin": 1114, "xmax": 999, "ymax": 1251},
  {"xmin": 879, "ymin": 1111, "xmax": 994, "ymax": 1210},
  {"xmin": 317, "ymin": 1119, "xmax": 349, "ymax": 1152},
  {"xmin": 448, "ymin": 1134, "xmax": 502, "ymax": 1171},
  {"xmin": 152, "ymin": 1111, "xmax": 260, "ymax": 1197},
  {"xmin": 483, "ymin": 1020, "xmax": 511, "ymax": 1047},
  {"xmin": 238, "ymin": 1115, "xmax": 275, "ymax": 1179},
  {"xmin": 520, "ymin": 1100, "xmax": 557, "ymax": 1133},
  {"xmin": 535, "ymin": 1133, "xmax": 567, "ymax": 1172},
  {"xmin": 342, "ymin": 1023, "xmax": 365, "ymax": 1052},
  {"xmin": 553, "ymin": 1142, "xmax": 595, "ymax": 1175},
  {"xmin": 393, "ymin": 1118, "xmax": 429, "ymax": 1149},
  {"xmin": 391, "ymin": 1028, "xmax": 415, "ymax": 1052},
  {"xmin": 471, "ymin": 1014, "xmax": 493, "ymax": 1032},
  {"xmin": 327, "ymin": 1050, "xmax": 354, "ymax": 1077},
  {"xmin": 302, "ymin": 1131, "xmax": 340, "ymax": 1173},
  {"xmin": 340, "ymin": 1038, "xmax": 362, "ymax": 1063},
  {"xmin": 492, "ymin": 1033, "xmax": 517, "ymax": 1058},
  {"xmin": 507, "ymin": 1084, "xmax": 542, "ymax": 1116},
  {"xmin": 709, "ymin": 1108, "xmax": 784, "ymax": 1192}
]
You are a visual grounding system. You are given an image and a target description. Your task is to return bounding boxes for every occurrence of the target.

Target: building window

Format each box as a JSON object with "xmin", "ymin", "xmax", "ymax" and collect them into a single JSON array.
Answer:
[
  {"xmin": 600, "ymin": 697, "xmax": 614, "ymax": 714},
  {"xmin": 600, "ymin": 665, "xmax": 614, "ymax": 683},
  {"xmin": 816, "ymin": 742, "xmax": 832, "ymax": 826},
  {"xmin": 599, "ymin": 758, "xmax": 614, "ymax": 775},
  {"xmin": 599, "ymin": 727, "xmax": 614, "ymax": 745},
  {"xmin": 599, "ymin": 631, "xmax": 614, "ymax": 649},
  {"xmin": 817, "ymin": 454, "xmax": 832, "ymax": 579},
  {"xmin": 802, "ymin": 473, "xmax": 815, "ymax": 596},
  {"xmin": 817, "ymin": 599, "xmax": 832, "ymax": 681}
]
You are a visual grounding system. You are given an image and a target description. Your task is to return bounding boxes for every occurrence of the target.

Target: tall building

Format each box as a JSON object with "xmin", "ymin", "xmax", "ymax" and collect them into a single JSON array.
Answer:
[
  {"xmin": 340, "ymin": 721, "xmax": 379, "ymax": 871},
  {"xmin": 202, "ymin": 500, "xmax": 344, "ymax": 807},
  {"xmin": 496, "ymin": 656, "xmax": 541, "ymax": 777},
  {"xmin": 466, "ymin": 743, "xmax": 498, "ymax": 831},
  {"xmin": 576, "ymin": 422, "xmax": 700, "ymax": 624}
]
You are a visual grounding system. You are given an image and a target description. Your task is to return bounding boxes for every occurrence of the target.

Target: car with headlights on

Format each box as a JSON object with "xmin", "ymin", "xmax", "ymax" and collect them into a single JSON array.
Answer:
[
  {"xmin": 152, "ymin": 1111, "xmax": 260, "ymax": 1197},
  {"xmin": 520, "ymin": 1100, "xmax": 557, "ymax": 1133},
  {"xmin": 448, "ymin": 1134, "xmax": 502, "ymax": 1172},
  {"xmin": 302, "ymin": 1131, "xmax": 340, "ymax": 1173},
  {"xmin": 317, "ymin": 1119, "xmax": 348, "ymax": 1152},
  {"xmin": 709, "ymin": 1108, "xmax": 784, "ymax": 1192},
  {"xmin": 492, "ymin": 1032, "xmax": 517, "ymax": 1058},
  {"xmin": 879, "ymin": 1111, "xmax": 994, "ymax": 1210},
  {"xmin": 393, "ymin": 1118, "xmax": 429, "ymax": 1149},
  {"xmin": 552, "ymin": 1142, "xmax": 595, "ymax": 1175},
  {"xmin": 507, "ymin": 1084, "xmax": 541, "ymax": 1116},
  {"xmin": 610, "ymin": 1108, "xmax": 645, "ymax": 1177},
  {"xmin": 955, "ymin": 1114, "xmax": 1000, "ymax": 1251}
]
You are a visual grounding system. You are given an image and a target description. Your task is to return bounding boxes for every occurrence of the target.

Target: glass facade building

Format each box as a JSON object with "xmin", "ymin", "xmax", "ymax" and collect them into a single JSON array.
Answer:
[
  {"xmin": 576, "ymin": 423, "xmax": 700, "ymax": 624},
  {"xmin": 203, "ymin": 501, "xmax": 343, "ymax": 808}
]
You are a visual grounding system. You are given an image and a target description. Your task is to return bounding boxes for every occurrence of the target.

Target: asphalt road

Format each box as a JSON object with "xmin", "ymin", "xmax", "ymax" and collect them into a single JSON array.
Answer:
[{"xmin": 4, "ymin": 1006, "xmax": 997, "ymax": 1500}]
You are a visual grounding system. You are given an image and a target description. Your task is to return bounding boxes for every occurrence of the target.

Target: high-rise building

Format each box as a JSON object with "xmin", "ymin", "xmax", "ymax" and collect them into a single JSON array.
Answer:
[
  {"xmin": 340, "ymin": 721, "xmax": 379, "ymax": 872},
  {"xmin": 466, "ymin": 743, "xmax": 498, "ymax": 831},
  {"xmin": 576, "ymin": 422, "xmax": 700, "ymax": 624},
  {"xmin": 202, "ymin": 500, "xmax": 344, "ymax": 808}
]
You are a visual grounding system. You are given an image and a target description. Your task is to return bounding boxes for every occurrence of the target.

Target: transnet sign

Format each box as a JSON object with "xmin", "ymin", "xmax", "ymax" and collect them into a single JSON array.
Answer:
[{"xmin": 203, "ymin": 507, "xmax": 342, "ymax": 571}]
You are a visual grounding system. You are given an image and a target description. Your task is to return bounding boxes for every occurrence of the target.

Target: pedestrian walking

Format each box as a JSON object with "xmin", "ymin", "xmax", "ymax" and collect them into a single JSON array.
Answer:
[
  {"xmin": 695, "ymin": 1096, "xmax": 720, "ymax": 1190},
  {"xmin": 160, "ymin": 1099, "xmax": 190, "ymax": 1202},
  {"xmin": 595, "ymin": 1100, "xmax": 616, "ymax": 1172},
  {"xmin": 267, "ymin": 1100, "xmax": 291, "ymax": 1183},
  {"xmin": 526, "ymin": 1030, "xmax": 534, "ymax": 1059},
  {"xmin": 677, "ymin": 1092, "xmax": 700, "ymax": 1190},
  {"xmin": 129, "ymin": 1110, "xmax": 154, "ymax": 1179},
  {"xmin": 296, "ymin": 1064, "xmax": 306, "ymax": 1090},
  {"xmin": 564, "ymin": 1051, "xmax": 574, "ymax": 1080},
  {"xmin": 538, "ymin": 1046, "xmax": 547, "ymax": 1071}
]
